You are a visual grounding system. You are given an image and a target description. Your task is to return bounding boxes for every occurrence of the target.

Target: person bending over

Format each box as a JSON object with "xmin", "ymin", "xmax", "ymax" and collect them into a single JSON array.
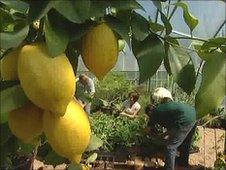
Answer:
[{"xmin": 145, "ymin": 87, "xmax": 196, "ymax": 170}]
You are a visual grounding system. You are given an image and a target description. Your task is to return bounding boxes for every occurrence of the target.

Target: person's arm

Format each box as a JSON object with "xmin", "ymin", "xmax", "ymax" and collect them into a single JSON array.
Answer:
[
  {"xmin": 120, "ymin": 112, "xmax": 136, "ymax": 118},
  {"xmin": 124, "ymin": 103, "xmax": 141, "ymax": 116}
]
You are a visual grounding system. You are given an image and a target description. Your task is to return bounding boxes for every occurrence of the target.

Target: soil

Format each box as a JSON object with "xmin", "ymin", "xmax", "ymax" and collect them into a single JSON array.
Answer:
[{"xmin": 32, "ymin": 127, "xmax": 225, "ymax": 170}]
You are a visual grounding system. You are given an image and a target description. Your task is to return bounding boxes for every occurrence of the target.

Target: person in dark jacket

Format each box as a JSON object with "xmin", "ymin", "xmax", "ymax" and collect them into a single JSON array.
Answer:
[{"xmin": 145, "ymin": 87, "xmax": 196, "ymax": 170}]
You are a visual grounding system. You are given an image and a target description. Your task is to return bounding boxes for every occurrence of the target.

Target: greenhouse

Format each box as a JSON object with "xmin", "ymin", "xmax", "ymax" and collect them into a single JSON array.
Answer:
[{"xmin": 0, "ymin": 0, "xmax": 225, "ymax": 170}]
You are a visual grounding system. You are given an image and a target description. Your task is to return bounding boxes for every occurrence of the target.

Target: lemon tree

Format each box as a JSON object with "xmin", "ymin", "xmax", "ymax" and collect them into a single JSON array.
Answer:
[{"xmin": 0, "ymin": 0, "xmax": 225, "ymax": 168}]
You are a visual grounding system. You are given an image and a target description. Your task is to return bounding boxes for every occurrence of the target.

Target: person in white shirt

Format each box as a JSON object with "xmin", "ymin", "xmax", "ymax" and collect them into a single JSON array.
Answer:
[
  {"xmin": 120, "ymin": 91, "xmax": 141, "ymax": 118},
  {"xmin": 76, "ymin": 74, "xmax": 95, "ymax": 114}
]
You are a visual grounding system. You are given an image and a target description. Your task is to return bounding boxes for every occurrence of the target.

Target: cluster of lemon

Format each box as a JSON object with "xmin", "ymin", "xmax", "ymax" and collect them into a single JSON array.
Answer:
[{"xmin": 1, "ymin": 23, "xmax": 121, "ymax": 164}]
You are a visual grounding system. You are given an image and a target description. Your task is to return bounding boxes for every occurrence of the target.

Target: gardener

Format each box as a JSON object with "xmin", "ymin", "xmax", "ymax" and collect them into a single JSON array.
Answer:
[
  {"xmin": 76, "ymin": 74, "xmax": 95, "ymax": 114},
  {"xmin": 120, "ymin": 91, "xmax": 141, "ymax": 118},
  {"xmin": 145, "ymin": 87, "xmax": 196, "ymax": 170}
]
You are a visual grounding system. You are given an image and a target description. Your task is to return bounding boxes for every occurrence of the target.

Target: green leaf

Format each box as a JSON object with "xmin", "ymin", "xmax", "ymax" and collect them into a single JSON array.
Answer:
[
  {"xmin": 0, "ymin": 123, "xmax": 11, "ymax": 145},
  {"xmin": 28, "ymin": 0, "xmax": 57, "ymax": 23},
  {"xmin": 131, "ymin": 12, "xmax": 149, "ymax": 41},
  {"xmin": 54, "ymin": 0, "xmax": 91, "ymax": 23},
  {"xmin": 0, "ymin": 25, "xmax": 29, "ymax": 49},
  {"xmin": 69, "ymin": 22, "xmax": 92, "ymax": 42},
  {"xmin": 44, "ymin": 12, "xmax": 69, "ymax": 57},
  {"xmin": 174, "ymin": 2, "xmax": 198, "ymax": 31},
  {"xmin": 151, "ymin": 0, "xmax": 162, "ymax": 12},
  {"xmin": 0, "ymin": 80, "xmax": 20, "ymax": 91},
  {"xmin": 165, "ymin": 36, "xmax": 180, "ymax": 45},
  {"xmin": 116, "ymin": 10, "xmax": 132, "ymax": 27},
  {"xmin": 108, "ymin": 0, "xmax": 144, "ymax": 11},
  {"xmin": 0, "ymin": 8, "xmax": 14, "ymax": 32},
  {"xmin": 0, "ymin": 0, "xmax": 29, "ymax": 13},
  {"xmin": 160, "ymin": 12, "xmax": 172, "ymax": 35},
  {"xmin": 167, "ymin": 45, "xmax": 196, "ymax": 94},
  {"xmin": 177, "ymin": 64, "xmax": 196, "ymax": 94},
  {"xmin": 86, "ymin": 134, "xmax": 103, "ymax": 151},
  {"xmin": 0, "ymin": 112, "xmax": 8, "ymax": 124},
  {"xmin": 195, "ymin": 45, "xmax": 224, "ymax": 61},
  {"xmin": 18, "ymin": 140, "xmax": 35, "ymax": 154},
  {"xmin": 65, "ymin": 44, "xmax": 79, "ymax": 74},
  {"xmin": 167, "ymin": 45, "xmax": 190, "ymax": 76},
  {"xmin": 195, "ymin": 53, "xmax": 226, "ymax": 117},
  {"xmin": 44, "ymin": 149, "xmax": 67, "ymax": 166},
  {"xmin": 164, "ymin": 55, "xmax": 172, "ymax": 75},
  {"xmin": 149, "ymin": 22, "xmax": 165, "ymax": 33},
  {"xmin": 105, "ymin": 15, "xmax": 130, "ymax": 47},
  {"xmin": 86, "ymin": 153, "xmax": 98, "ymax": 164},
  {"xmin": 0, "ymin": 85, "xmax": 29, "ymax": 115},
  {"xmin": 132, "ymin": 34, "xmax": 165, "ymax": 83},
  {"xmin": 89, "ymin": 1, "xmax": 108, "ymax": 18},
  {"xmin": 201, "ymin": 37, "xmax": 226, "ymax": 51},
  {"xmin": 220, "ymin": 45, "xmax": 226, "ymax": 53},
  {"xmin": 68, "ymin": 163, "xmax": 82, "ymax": 170}
]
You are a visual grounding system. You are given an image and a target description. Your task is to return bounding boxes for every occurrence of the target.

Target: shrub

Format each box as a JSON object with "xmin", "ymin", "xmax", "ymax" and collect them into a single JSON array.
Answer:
[{"xmin": 89, "ymin": 112, "xmax": 148, "ymax": 151}]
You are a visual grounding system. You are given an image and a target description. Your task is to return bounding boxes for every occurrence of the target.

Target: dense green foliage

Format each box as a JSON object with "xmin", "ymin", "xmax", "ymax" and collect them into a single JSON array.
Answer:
[{"xmin": 90, "ymin": 112, "xmax": 148, "ymax": 151}]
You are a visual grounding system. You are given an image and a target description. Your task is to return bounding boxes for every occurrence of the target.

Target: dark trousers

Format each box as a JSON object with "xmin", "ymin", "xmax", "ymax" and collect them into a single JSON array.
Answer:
[{"xmin": 164, "ymin": 122, "xmax": 196, "ymax": 170}]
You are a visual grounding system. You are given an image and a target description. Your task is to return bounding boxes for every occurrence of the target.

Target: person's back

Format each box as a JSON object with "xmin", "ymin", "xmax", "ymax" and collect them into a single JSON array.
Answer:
[
  {"xmin": 146, "ymin": 87, "xmax": 197, "ymax": 170},
  {"xmin": 152, "ymin": 101, "xmax": 196, "ymax": 129}
]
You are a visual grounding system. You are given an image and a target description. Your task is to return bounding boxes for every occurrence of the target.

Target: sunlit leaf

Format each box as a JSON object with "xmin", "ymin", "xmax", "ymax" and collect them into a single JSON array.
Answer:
[
  {"xmin": 201, "ymin": 37, "xmax": 226, "ymax": 51},
  {"xmin": 194, "ymin": 45, "xmax": 224, "ymax": 61},
  {"xmin": 174, "ymin": 2, "xmax": 198, "ymax": 31},
  {"xmin": 132, "ymin": 34, "xmax": 165, "ymax": 83},
  {"xmin": 168, "ymin": 45, "xmax": 190, "ymax": 77},
  {"xmin": 131, "ymin": 12, "xmax": 149, "ymax": 41},
  {"xmin": 0, "ymin": 25, "xmax": 29, "ymax": 49},
  {"xmin": 86, "ymin": 134, "xmax": 103, "ymax": 151},
  {"xmin": 0, "ymin": 85, "xmax": 29, "ymax": 115},
  {"xmin": 44, "ymin": 11, "xmax": 69, "ymax": 57},
  {"xmin": 167, "ymin": 45, "xmax": 196, "ymax": 94},
  {"xmin": 195, "ymin": 52, "xmax": 226, "ymax": 117},
  {"xmin": 86, "ymin": 153, "xmax": 98, "ymax": 164}
]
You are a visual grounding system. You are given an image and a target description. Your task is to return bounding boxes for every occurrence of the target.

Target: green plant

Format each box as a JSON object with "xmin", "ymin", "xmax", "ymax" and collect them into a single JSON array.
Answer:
[
  {"xmin": 91, "ymin": 73, "xmax": 135, "ymax": 113},
  {"xmin": 90, "ymin": 112, "xmax": 148, "ymax": 151},
  {"xmin": 191, "ymin": 128, "xmax": 201, "ymax": 149},
  {"xmin": 214, "ymin": 153, "xmax": 226, "ymax": 170}
]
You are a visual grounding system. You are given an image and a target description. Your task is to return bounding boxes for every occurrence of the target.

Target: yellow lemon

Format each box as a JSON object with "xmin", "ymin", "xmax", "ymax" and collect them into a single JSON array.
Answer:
[
  {"xmin": 18, "ymin": 43, "xmax": 76, "ymax": 116},
  {"xmin": 43, "ymin": 100, "xmax": 91, "ymax": 164},
  {"xmin": 1, "ymin": 49, "xmax": 19, "ymax": 80},
  {"xmin": 8, "ymin": 103, "xmax": 43, "ymax": 144},
  {"xmin": 82, "ymin": 23, "xmax": 118, "ymax": 79}
]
